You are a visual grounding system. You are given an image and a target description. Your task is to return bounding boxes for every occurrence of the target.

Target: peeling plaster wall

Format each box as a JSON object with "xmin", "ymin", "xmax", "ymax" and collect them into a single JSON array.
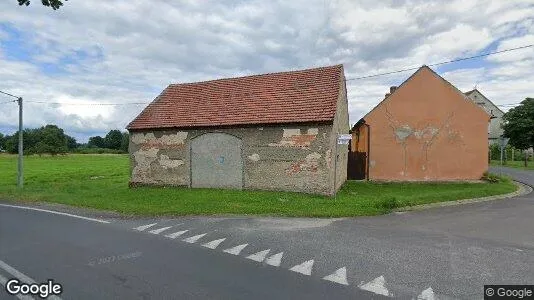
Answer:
[
  {"xmin": 129, "ymin": 123, "xmax": 334, "ymax": 195},
  {"xmin": 365, "ymin": 67, "xmax": 489, "ymax": 181},
  {"xmin": 327, "ymin": 70, "xmax": 350, "ymax": 193}
]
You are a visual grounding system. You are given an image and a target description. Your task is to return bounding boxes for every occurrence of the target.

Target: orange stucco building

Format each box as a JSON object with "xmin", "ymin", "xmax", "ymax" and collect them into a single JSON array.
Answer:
[{"xmin": 350, "ymin": 66, "xmax": 489, "ymax": 181}]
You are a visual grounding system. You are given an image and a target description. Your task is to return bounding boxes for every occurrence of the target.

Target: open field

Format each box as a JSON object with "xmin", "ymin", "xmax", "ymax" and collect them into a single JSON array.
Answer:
[
  {"xmin": 0, "ymin": 154, "xmax": 517, "ymax": 217},
  {"xmin": 490, "ymin": 160, "xmax": 534, "ymax": 171}
]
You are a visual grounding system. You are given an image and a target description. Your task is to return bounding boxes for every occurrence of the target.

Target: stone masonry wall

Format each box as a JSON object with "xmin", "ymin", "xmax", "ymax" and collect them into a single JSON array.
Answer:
[{"xmin": 129, "ymin": 123, "xmax": 334, "ymax": 195}]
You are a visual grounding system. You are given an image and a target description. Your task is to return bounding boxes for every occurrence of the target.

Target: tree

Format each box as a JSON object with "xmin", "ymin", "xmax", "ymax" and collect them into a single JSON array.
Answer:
[
  {"xmin": 17, "ymin": 0, "xmax": 67, "ymax": 10},
  {"xmin": 502, "ymin": 98, "xmax": 534, "ymax": 167},
  {"xmin": 66, "ymin": 135, "xmax": 78, "ymax": 150},
  {"xmin": 88, "ymin": 136, "xmax": 106, "ymax": 148},
  {"xmin": 120, "ymin": 132, "xmax": 130, "ymax": 152},
  {"xmin": 33, "ymin": 125, "xmax": 68, "ymax": 155},
  {"xmin": 104, "ymin": 130, "xmax": 123, "ymax": 150},
  {"xmin": 0, "ymin": 133, "xmax": 5, "ymax": 151}
]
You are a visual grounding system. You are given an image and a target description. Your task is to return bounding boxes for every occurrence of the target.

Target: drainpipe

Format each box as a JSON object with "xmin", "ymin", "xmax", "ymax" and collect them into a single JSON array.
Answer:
[{"xmin": 365, "ymin": 123, "xmax": 370, "ymax": 181}]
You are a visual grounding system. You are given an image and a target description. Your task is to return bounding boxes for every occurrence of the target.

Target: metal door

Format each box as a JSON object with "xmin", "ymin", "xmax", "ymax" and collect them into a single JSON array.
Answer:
[{"xmin": 191, "ymin": 133, "xmax": 243, "ymax": 189}]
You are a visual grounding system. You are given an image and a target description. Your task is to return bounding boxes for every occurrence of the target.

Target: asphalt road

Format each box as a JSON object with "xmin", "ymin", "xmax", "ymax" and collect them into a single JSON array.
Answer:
[{"xmin": 0, "ymin": 166, "xmax": 532, "ymax": 299}]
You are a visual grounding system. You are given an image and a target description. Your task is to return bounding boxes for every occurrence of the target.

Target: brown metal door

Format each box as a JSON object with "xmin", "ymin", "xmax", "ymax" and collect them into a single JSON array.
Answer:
[{"xmin": 348, "ymin": 151, "xmax": 366, "ymax": 180}]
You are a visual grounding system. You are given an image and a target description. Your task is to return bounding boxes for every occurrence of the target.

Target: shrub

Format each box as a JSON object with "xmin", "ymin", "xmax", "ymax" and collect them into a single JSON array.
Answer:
[
  {"xmin": 481, "ymin": 172, "xmax": 501, "ymax": 183},
  {"xmin": 72, "ymin": 147, "xmax": 126, "ymax": 154},
  {"xmin": 376, "ymin": 197, "xmax": 399, "ymax": 211}
]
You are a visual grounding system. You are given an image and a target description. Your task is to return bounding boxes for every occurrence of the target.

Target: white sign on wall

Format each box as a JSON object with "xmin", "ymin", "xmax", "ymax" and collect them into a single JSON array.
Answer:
[{"xmin": 337, "ymin": 134, "xmax": 352, "ymax": 145}]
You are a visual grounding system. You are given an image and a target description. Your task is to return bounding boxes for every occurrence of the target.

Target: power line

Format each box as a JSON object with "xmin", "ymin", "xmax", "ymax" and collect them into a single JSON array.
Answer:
[
  {"xmin": 345, "ymin": 44, "xmax": 534, "ymax": 81},
  {"xmin": 0, "ymin": 90, "xmax": 21, "ymax": 99},
  {"xmin": 0, "ymin": 100, "xmax": 17, "ymax": 104},
  {"xmin": 25, "ymin": 101, "xmax": 149, "ymax": 106}
]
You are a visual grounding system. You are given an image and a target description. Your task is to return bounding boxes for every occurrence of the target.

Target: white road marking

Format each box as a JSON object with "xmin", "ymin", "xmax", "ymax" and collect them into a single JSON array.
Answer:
[
  {"xmin": 265, "ymin": 252, "xmax": 283, "ymax": 267},
  {"xmin": 0, "ymin": 203, "xmax": 110, "ymax": 224},
  {"xmin": 417, "ymin": 287, "xmax": 435, "ymax": 300},
  {"xmin": 223, "ymin": 244, "xmax": 248, "ymax": 255},
  {"xmin": 134, "ymin": 223, "xmax": 158, "ymax": 231},
  {"xmin": 0, "ymin": 259, "xmax": 62, "ymax": 300},
  {"xmin": 202, "ymin": 238, "xmax": 226, "ymax": 249},
  {"xmin": 149, "ymin": 226, "xmax": 173, "ymax": 234},
  {"xmin": 289, "ymin": 259, "xmax": 314, "ymax": 276},
  {"xmin": 322, "ymin": 267, "xmax": 349, "ymax": 285},
  {"xmin": 183, "ymin": 233, "xmax": 207, "ymax": 243},
  {"xmin": 165, "ymin": 230, "xmax": 189, "ymax": 239},
  {"xmin": 0, "ymin": 273, "xmax": 34, "ymax": 300},
  {"xmin": 359, "ymin": 275, "xmax": 390, "ymax": 296},
  {"xmin": 246, "ymin": 249, "xmax": 271, "ymax": 262}
]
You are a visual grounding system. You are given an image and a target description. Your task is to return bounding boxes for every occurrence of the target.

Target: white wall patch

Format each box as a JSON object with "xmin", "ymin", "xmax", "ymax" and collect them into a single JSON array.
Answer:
[
  {"xmin": 322, "ymin": 267, "xmax": 349, "ymax": 285},
  {"xmin": 223, "ymin": 244, "xmax": 248, "ymax": 255},
  {"xmin": 246, "ymin": 249, "xmax": 271, "ymax": 262},
  {"xmin": 359, "ymin": 275, "xmax": 390, "ymax": 296},
  {"xmin": 202, "ymin": 238, "xmax": 226, "ymax": 249},
  {"xmin": 289, "ymin": 259, "xmax": 314, "ymax": 276}
]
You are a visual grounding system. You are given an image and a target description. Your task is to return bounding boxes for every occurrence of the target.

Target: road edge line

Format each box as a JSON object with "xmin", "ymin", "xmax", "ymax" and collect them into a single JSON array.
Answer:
[{"xmin": 0, "ymin": 203, "xmax": 110, "ymax": 224}]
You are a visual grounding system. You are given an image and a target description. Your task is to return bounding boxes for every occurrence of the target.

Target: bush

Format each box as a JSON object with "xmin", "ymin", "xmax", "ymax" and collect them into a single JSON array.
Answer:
[
  {"xmin": 481, "ymin": 172, "xmax": 501, "ymax": 183},
  {"xmin": 376, "ymin": 197, "xmax": 399, "ymax": 211},
  {"xmin": 72, "ymin": 147, "xmax": 126, "ymax": 154}
]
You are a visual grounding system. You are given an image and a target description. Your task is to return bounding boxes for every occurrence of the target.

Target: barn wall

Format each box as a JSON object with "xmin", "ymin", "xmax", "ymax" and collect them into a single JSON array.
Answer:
[
  {"xmin": 128, "ymin": 124, "xmax": 335, "ymax": 195},
  {"xmin": 327, "ymin": 71, "xmax": 350, "ymax": 193}
]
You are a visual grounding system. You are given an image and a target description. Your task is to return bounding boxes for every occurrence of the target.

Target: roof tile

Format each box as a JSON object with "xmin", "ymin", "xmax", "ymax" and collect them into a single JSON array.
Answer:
[{"xmin": 127, "ymin": 65, "xmax": 343, "ymax": 130}]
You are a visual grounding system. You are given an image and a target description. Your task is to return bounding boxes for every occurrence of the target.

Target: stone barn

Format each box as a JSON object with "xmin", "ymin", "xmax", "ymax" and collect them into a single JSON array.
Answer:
[
  {"xmin": 349, "ymin": 66, "xmax": 489, "ymax": 181},
  {"xmin": 126, "ymin": 65, "xmax": 349, "ymax": 195}
]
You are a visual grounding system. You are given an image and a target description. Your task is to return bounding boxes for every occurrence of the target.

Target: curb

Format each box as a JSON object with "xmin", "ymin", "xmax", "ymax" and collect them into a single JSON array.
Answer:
[{"xmin": 394, "ymin": 181, "xmax": 533, "ymax": 212}]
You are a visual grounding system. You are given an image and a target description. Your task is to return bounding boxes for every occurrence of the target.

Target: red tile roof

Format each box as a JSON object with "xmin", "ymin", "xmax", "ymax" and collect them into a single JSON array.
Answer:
[{"xmin": 127, "ymin": 65, "xmax": 344, "ymax": 130}]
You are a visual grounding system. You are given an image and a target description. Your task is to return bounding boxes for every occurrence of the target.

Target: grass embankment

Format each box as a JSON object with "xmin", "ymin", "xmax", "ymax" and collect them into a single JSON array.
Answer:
[
  {"xmin": 0, "ymin": 154, "xmax": 517, "ymax": 217},
  {"xmin": 490, "ymin": 160, "xmax": 534, "ymax": 171}
]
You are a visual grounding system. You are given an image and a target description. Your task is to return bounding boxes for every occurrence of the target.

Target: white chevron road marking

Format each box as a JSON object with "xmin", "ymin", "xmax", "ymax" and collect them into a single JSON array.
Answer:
[
  {"xmin": 165, "ymin": 230, "xmax": 189, "ymax": 239},
  {"xmin": 149, "ymin": 226, "xmax": 172, "ymax": 234},
  {"xmin": 223, "ymin": 244, "xmax": 248, "ymax": 255},
  {"xmin": 134, "ymin": 223, "xmax": 158, "ymax": 231},
  {"xmin": 322, "ymin": 267, "xmax": 349, "ymax": 285},
  {"xmin": 289, "ymin": 259, "xmax": 314, "ymax": 276},
  {"xmin": 183, "ymin": 233, "xmax": 207, "ymax": 243},
  {"xmin": 202, "ymin": 238, "xmax": 227, "ymax": 249},
  {"xmin": 359, "ymin": 275, "xmax": 390, "ymax": 296},
  {"xmin": 246, "ymin": 249, "xmax": 271, "ymax": 262},
  {"xmin": 265, "ymin": 252, "xmax": 283, "ymax": 267},
  {"xmin": 417, "ymin": 287, "xmax": 435, "ymax": 300}
]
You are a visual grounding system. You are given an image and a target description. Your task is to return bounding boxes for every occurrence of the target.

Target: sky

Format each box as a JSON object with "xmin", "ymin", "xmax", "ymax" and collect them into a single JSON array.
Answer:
[{"xmin": 0, "ymin": 0, "xmax": 533, "ymax": 142}]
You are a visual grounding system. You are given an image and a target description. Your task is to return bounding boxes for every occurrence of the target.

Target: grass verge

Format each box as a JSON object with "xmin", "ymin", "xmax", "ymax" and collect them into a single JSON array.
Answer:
[
  {"xmin": 0, "ymin": 154, "xmax": 518, "ymax": 217},
  {"xmin": 490, "ymin": 160, "xmax": 534, "ymax": 171}
]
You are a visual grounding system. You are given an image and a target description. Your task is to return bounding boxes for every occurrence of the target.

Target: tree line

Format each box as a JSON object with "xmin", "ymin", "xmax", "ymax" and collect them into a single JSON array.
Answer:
[{"xmin": 0, "ymin": 125, "xmax": 129, "ymax": 155}]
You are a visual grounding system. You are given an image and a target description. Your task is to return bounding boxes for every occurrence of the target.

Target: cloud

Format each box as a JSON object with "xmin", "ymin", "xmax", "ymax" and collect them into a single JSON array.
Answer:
[{"xmin": 0, "ymin": 0, "xmax": 533, "ymax": 141}]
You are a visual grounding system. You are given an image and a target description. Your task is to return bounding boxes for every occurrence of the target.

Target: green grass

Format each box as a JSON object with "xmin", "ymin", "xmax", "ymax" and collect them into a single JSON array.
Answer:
[
  {"xmin": 0, "ymin": 154, "xmax": 517, "ymax": 217},
  {"xmin": 490, "ymin": 160, "xmax": 534, "ymax": 171}
]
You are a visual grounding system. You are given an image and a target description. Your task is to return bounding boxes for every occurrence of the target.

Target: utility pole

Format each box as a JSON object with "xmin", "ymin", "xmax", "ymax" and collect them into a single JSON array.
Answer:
[
  {"xmin": 0, "ymin": 90, "xmax": 23, "ymax": 188},
  {"xmin": 18, "ymin": 97, "xmax": 23, "ymax": 188}
]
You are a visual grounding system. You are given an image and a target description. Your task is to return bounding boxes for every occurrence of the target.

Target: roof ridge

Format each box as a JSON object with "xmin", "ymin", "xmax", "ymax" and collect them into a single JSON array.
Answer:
[{"xmin": 168, "ymin": 64, "xmax": 343, "ymax": 87}]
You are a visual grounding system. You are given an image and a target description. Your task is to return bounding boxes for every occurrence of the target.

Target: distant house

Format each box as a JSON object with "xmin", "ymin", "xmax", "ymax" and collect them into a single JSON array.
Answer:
[
  {"xmin": 126, "ymin": 65, "xmax": 349, "ymax": 195},
  {"xmin": 465, "ymin": 89, "xmax": 505, "ymax": 145},
  {"xmin": 349, "ymin": 66, "xmax": 489, "ymax": 181}
]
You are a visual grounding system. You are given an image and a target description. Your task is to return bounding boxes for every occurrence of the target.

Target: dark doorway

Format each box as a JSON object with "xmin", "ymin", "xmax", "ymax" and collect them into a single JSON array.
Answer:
[{"xmin": 348, "ymin": 151, "xmax": 367, "ymax": 180}]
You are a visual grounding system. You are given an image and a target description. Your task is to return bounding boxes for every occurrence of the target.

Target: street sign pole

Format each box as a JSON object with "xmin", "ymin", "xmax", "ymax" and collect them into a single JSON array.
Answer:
[{"xmin": 334, "ymin": 134, "xmax": 352, "ymax": 199}]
